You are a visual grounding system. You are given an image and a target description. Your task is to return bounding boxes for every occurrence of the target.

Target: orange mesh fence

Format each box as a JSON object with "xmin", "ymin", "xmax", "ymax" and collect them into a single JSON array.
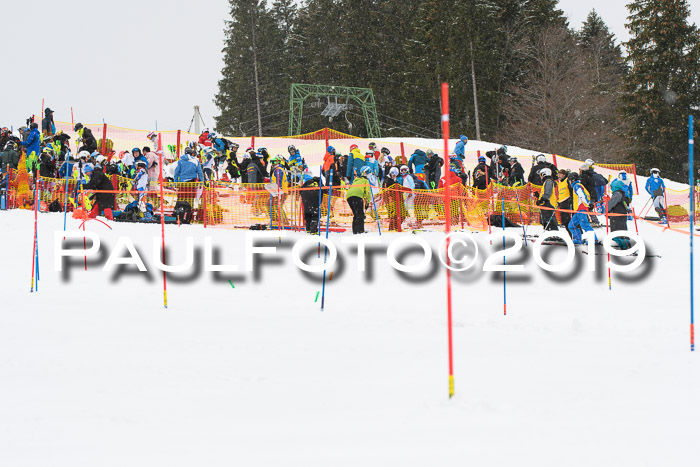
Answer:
[{"xmin": 17, "ymin": 174, "xmax": 659, "ymax": 234}]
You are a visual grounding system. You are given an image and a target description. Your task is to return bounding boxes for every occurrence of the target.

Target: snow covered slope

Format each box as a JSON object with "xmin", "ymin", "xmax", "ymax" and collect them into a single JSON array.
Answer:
[{"xmin": 0, "ymin": 209, "xmax": 698, "ymax": 466}]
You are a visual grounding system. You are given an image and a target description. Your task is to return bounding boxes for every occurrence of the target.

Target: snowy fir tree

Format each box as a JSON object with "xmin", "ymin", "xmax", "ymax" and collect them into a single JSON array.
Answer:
[{"xmin": 622, "ymin": 0, "xmax": 700, "ymax": 178}]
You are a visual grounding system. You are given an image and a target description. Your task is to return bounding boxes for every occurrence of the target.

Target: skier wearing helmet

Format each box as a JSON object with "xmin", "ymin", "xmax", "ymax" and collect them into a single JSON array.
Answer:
[
  {"xmin": 287, "ymin": 145, "xmax": 306, "ymax": 182},
  {"xmin": 534, "ymin": 167, "xmax": 558, "ymax": 230},
  {"xmin": 345, "ymin": 143, "xmax": 365, "ymax": 183},
  {"xmin": 382, "ymin": 166, "xmax": 408, "ymax": 231},
  {"xmin": 454, "ymin": 135, "xmax": 468, "ymax": 159},
  {"xmin": 473, "ymin": 154, "xmax": 489, "ymax": 189},
  {"xmin": 568, "ymin": 172, "xmax": 597, "ymax": 244},
  {"xmin": 645, "ymin": 168, "xmax": 667, "ymax": 224},
  {"xmin": 346, "ymin": 165, "xmax": 373, "ymax": 234},
  {"xmin": 528, "ymin": 154, "xmax": 557, "ymax": 186},
  {"xmin": 424, "ymin": 150, "xmax": 444, "ymax": 190},
  {"xmin": 508, "ymin": 156, "xmax": 525, "ymax": 186}
]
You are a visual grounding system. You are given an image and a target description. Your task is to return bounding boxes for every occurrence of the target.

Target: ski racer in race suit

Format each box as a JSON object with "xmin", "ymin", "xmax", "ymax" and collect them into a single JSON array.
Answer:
[{"xmin": 567, "ymin": 172, "xmax": 596, "ymax": 244}]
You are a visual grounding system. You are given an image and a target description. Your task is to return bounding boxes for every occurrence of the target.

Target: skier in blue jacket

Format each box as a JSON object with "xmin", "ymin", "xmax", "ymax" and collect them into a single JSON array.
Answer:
[
  {"xmin": 174, "ymin": 148, "xmax": 204, "ymax": 183},
  {"xmin": 645, "ymin": 168, "xmax": 666, "ymax": 224},
  {"xmin": 568, "ymin": 173, "xmax": 597, "ymax": 244},
  {"xmin": 453, "ymin": 135, "xmax": 468, "ymax": 159},
  {"xmin": 408, "ymin": 149, "xmax": 428, "ymax": 175}
]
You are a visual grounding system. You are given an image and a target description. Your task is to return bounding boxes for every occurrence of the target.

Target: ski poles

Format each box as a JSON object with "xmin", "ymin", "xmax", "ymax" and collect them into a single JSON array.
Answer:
[
  {"xmin": 369, "ymin": 176, "xmax": 382, "ymax": 234},
  {"xmin": 321, "ymin": 169, "xmax": 333, "ymax": 311}
]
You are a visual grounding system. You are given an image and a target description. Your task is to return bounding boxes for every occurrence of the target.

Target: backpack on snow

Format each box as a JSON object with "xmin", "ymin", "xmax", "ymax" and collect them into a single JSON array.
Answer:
[{"xmin": 173, "ymin": 201, "xmax": 192, "ymax": 224}]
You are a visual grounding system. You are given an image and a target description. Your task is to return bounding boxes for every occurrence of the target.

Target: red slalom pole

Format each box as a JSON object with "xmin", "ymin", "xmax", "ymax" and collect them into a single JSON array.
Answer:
[
  {"xmin": 441, "ymin": 82, "xmax": 454, "ymax": 399},
  {"xmin": 158, "ymin": 134, "xmax": 168, "ymax": 309},
  {"xmin": 605, "ymin": 200, "xmax": 611, "ymax": 291}
]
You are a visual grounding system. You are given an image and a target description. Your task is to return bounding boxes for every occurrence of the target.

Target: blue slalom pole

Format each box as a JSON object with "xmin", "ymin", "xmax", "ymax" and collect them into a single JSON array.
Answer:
[
  {"xmin": 317, "ymin": 165, "xmax": 323, "ymax": 257},
  {"xmin": 690, "ymin": 115, "xmax": 695, "ymax": 352},
  {"xmin": 502, "ymin": 197, "xmax": 506, "ymax": 316},
  {"xmin": 321, "ymin": 169, "xmax": 334, "ymax": 311},
  {"xmin": 369, "ymin": 176, "xmax": 382, "ymax": 235},
  {"xmin": 63, "ymin": 150, "xmax": 71, "ymax": 234}
]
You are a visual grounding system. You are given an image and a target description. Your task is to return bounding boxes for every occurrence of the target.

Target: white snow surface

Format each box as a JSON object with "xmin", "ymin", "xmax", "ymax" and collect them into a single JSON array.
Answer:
[{"xmin": 1, "ymin": 208, "xmax": 699, "ymax": 466}]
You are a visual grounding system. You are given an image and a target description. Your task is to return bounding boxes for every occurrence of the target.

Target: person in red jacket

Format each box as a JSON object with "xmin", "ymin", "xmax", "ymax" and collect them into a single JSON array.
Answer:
[
  {"xmin": 198, "ymin": 129, "xmax": 213, "ymax": 148},
  {"xmin": 439, "ymin": 158, "xmax": 464, "ymax": 188}
]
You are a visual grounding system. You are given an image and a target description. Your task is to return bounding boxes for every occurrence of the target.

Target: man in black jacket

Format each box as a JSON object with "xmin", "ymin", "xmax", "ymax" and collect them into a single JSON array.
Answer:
[
  {"xmin": 74, "ymin": 123, "xmax": 98, "ymax": 154},
  {"xmin": 473, "ymin": 155, "xmax": 489, "ymax": 190},
  {"xmin": 534, "ymin": 167, "xmax": 558, "ymax": 230},
  {"xmin": 508, "ymin": 156, "xmax": 525, "ymax": 186},
  {"xmin": 84, "ymin": 165, "xmax": 115, "ymax": 220},
  {"xmin": 300, "ymin": 176, "xmax": 321, "ymax": 233},
  {"xmin": 39, "ymin": 147, "xmax": 56, "ymax": 178},
  {"xmin": 424, "ymin": 151, "xmax": 443, "ymax": 190},
  {"xmin": 528, "ymin": 154, "xmax": 558, "ymax": 186}
]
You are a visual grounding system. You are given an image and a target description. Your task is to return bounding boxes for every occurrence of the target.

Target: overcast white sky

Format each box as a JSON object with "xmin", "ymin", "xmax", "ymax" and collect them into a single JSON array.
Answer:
[{"xmin": 1, "ymin": 0, "xmax": 697, "ymax": 132}]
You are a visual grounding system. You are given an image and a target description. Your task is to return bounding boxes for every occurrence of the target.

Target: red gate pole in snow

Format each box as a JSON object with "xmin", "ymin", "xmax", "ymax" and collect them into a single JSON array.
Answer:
[
  {"xmin": 441, "ymin": 82, "xmax": 455, "ymax": 399},
  {"xmin": 158, "ymin": 133, "xmax": 168, "ymax": 309}
]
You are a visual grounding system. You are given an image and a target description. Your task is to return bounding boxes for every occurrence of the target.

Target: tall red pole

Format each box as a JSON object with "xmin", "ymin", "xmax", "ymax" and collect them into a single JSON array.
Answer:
[
  {"xmin": 41, "ymin": 99, "xmax": 44, "ymax": 126},
  {"xmin": 158, "ymin": 133, "xmax": 168, "ymax": 309},
  {"xmin": 176, "ymin": 130, "xmax": 181, "ymax": 157},
  {"xmin": 71, "ymin": 107, "xmax": 74, "ymax": 126},
  {"xmin": 552, "ymin": 153, "xmax": 558, "ymax": 167},
  {"xmin": 324, "ymin": 127, "xmax": 329, "ymax": 152},
  {"xmin": 441, "ymin": 82, "xmax": 454, "ymax": 399}
]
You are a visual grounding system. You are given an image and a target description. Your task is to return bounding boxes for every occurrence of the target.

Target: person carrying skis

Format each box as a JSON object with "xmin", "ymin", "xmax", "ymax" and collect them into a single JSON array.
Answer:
[
  {"xmin": 645, "ymin": 168, "xmax": 667, "ymax": 224},
  {"xmin": 567, "ymin": 172, "xmax": 596, "ymax": 244},
  {"xmin": 346, "ymin": 165, "xmax": 373, "ymax": 234},
  {"xmin": 534, "ymin": 167, "xmax": 558, "ymax": 230}
]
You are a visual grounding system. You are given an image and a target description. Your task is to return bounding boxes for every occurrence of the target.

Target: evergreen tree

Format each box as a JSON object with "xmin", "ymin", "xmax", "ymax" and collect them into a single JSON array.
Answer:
[
  {"xmin": 575, "ymin": 10, "xmax": 629, "ymax": 161},
  {"xmin": 214, "ymin": 0, "xmax": 287, "ymax": 136},
  {"xmin": 622, "ymin": 0, "xmax": 700, "ymax": 179}
]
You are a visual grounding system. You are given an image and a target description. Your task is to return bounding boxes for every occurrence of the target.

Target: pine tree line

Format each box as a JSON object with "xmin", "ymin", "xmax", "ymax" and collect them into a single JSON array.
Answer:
[{"xmin": 215, "ymin": 0, "xmax": 699, "ymax": 180}]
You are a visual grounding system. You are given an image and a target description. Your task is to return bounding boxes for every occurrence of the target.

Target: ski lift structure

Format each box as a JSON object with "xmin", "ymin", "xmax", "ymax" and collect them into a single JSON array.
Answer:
[{"xmin": 288, "ymin": 84, "xmax": 381, "ymax": 137}]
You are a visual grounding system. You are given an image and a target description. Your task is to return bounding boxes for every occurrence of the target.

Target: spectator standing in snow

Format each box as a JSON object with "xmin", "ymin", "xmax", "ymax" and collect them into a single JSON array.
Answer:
[{"xmin": 346, "ymin": 166, "xmax": 373, "ymax": 234}]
